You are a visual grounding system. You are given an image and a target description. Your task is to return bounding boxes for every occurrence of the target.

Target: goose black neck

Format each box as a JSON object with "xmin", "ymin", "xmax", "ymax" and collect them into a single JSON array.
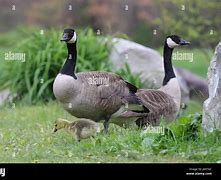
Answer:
[
  {"xmin": 162, "ymin": 43, "xmax": 175, "ymax": 86},
  {"xmin": 60, "ymin": 42, "xmax": 77, "ymax": 79}
]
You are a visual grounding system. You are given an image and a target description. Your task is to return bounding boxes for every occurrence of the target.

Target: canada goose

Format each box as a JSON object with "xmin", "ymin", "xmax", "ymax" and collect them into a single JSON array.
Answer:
[
  {"xmin": 136, "ymin": 35, "xmax": 190, "ymax": 126},
  {"xmin": 53, "ymin": 28, "xmax": 148, "ymax": 133},
  {"xmin": 53, "ymin": 118, "xmax": 101, "ymax": 142},
  {"xmin": 111, "ymin": 35, "xmax": 190, "ymax": 127}
]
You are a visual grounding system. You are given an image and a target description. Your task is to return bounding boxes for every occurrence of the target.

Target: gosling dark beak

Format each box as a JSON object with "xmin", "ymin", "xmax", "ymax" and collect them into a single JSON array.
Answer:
[
  {"xmin": 53, "ymin": 128, "xmax": 57, "ymax": 133},
  {"xmin": 60, "ymin": 33, "xmax": 69, "ymax": 42},
  {"xmin": 179, "ymin": 39, "xmax": 190, "ymax": 45}
]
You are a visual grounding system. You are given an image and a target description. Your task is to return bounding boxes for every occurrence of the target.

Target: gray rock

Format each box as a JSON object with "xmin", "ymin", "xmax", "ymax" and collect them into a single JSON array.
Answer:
[
  {"xmin": 203, "ymin": 42, "xmax": 221, "ymax": 131},
  {"xmin": 109, "ymin": 38, "xmax": 208, "ymax": 104},
  {"xmin": 0, "ymin": 89, "xmax": 11, "ymax": 106},
  {"xmin": 109, "ymin": 38, "xmax": 163, "ymax": 88}
]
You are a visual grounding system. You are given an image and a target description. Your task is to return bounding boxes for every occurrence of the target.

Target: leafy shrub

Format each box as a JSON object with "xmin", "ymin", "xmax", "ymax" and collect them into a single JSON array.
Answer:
[
  {"xmin": 147, "ymin": 113, "xmax": 203, "ymax": 155},
  {"xmin": 169, "ymin": 113, "xmax": 202, "ymax": 141},
  {"xmin": 116, "ymin": 63, "xmax": 143, "ymax": 88},
  {"xmin": 154, "ymin": 0, "xmax": 221, "ymax": 48},
  {"xmin": 1, "ymin": 28, "xmax": 111, "ymax": 104}
]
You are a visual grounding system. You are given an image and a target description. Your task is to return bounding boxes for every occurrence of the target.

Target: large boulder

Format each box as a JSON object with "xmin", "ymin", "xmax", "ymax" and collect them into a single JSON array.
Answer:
[
  {"xmin": 108, "ymin": 38, "xmax": 208, "ymax": 104},
  {"xmin": 109, "ymin": 38, "xmax": 163, "ymax": 88},
  {"xmin": 203, "ymin": 42, "xmax": 221, "ymax": 131}
]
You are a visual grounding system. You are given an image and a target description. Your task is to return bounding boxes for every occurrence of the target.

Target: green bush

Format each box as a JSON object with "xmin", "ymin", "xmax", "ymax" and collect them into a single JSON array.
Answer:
[
  {"xmin": 116, "ymin": 63, "xmax": 143, "ymax": 88},
  {"xmin": 145, "ymin": 114, "xmax": 202, "ymax": 155},
  {"xmin": 154, "ymin": 0, "xmax": 221, "ymax": 48},
  {"xmin": 1, "ymin": 28, "xmax": 111, "ymax": 104}
]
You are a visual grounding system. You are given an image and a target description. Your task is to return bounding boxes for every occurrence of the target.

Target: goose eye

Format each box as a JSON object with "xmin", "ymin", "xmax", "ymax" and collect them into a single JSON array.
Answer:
[{"xmin": 69, "ymin": 32, "xmax": 74, "ymax": 38}]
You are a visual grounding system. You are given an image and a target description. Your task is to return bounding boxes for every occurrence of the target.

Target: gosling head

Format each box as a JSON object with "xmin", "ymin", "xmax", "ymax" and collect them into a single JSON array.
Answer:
[
  {"xmin": 53, "ymin": 118, "xmax": 70, "ymax": 133},
  {"xmin": 60, "ymin": 28, "xmax": 77, "ymax": 43},
  {"xmin": 166, "ymin": 35, "xmax": 190, "ymax": 49}
]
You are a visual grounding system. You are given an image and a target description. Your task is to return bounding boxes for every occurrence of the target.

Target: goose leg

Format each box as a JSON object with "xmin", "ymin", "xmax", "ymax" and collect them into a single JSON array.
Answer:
[
  {"xmin": 103, "ymin": 116, "xmax": 110, "ymax": 134},
  {"xmin": 75, "ymin": 129, "xmax": 81, "ymax": 142}
]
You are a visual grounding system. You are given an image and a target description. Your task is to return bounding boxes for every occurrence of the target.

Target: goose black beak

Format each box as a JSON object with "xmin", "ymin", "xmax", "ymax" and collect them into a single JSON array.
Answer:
[
  {"xmin": 53, "ymin": 128, "xmax": 57, "ymax": 133},
  {"xmin": 60, "ymin": 33, "xmax": 69, "ymax": 42},
  {"xmin": 179, "ymin": 39, "xmax": 190, "ymax": 45}
]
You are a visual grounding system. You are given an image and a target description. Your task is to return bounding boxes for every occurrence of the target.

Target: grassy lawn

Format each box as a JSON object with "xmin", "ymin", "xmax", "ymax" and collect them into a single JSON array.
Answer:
[{"xmin": 0, "ymin": 101, "xmax": 221, "ymax": 163}]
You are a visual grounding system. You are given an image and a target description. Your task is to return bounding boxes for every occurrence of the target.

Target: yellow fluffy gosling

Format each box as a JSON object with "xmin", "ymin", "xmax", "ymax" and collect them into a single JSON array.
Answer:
[{"xmin": 53, "ymin": 118, "xmax": 101, "ymax": 142}]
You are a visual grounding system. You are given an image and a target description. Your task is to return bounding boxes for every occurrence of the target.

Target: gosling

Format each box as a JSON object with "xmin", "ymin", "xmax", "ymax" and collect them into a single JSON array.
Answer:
[{"xmin": 53, "ymin": 118, "xmax": 101, "ymax": 142}]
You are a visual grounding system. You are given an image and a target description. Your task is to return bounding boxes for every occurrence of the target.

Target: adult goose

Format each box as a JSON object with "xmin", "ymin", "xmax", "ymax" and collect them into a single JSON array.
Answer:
[
  {"xmin": 136, "ymin": 35, "xmax": 190, "ymax": 127},
  {"xmin": 53, "ymin": 28, "xmax": 148, "ymax": 133},
  {"xmin": 112, "ymin": 35, "xmax": 190, "ymax": 127}
]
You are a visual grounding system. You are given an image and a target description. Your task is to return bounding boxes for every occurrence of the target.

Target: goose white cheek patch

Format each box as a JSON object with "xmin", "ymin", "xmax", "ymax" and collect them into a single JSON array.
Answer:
[
  {"xmin": 68, "ymin": 32, "xmax": 77, "ymax": 43},
  {"xmin": 167, "ymin": 38, "xmax": 179, "ymax": 48}
]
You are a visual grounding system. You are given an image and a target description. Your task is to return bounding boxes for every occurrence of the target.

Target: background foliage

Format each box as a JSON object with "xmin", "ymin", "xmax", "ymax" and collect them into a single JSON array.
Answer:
[
  {"xmin": 0, "ymin": 0, "xmax": 220, "ymax": 48},
  {"xmin": 154, "ymin": 0, "xmax": 221, "ymax": 48}
]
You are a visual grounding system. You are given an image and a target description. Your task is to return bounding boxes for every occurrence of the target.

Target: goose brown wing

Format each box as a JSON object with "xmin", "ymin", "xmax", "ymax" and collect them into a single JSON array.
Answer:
[
  {"xmin": 80, "ymin": 71, "xmax": 140, "ymax": 103},
  {"xmin": 136, "ymin": 89, "xmax": 176, "ymax": 113},
  {"xmin": 136, "ymin": 89, "xmax": 176, "ymax": 122}
]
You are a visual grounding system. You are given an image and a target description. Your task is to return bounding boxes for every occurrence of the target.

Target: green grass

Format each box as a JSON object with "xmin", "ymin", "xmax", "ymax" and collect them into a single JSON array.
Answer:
[
  {"xmin": 179, "ymin": 100, "xmax": 202, "ymax": 117},
  {"xmin": 0, "ymin": 102, "xmax": 220, "ymax": 163},
  {"xmin": 173, "ymin": 48, "xmax": 213, "ymax": 78}
]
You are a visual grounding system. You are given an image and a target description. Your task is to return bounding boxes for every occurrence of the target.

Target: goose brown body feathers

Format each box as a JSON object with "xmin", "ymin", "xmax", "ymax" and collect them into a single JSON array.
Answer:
[
  {"xmin": 135, "ymin": 89, "xmax": 178, "ymax": 126},
  {"xmin": 53, "ymin": 71, "xmax": 141, "ymax": 121}
]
